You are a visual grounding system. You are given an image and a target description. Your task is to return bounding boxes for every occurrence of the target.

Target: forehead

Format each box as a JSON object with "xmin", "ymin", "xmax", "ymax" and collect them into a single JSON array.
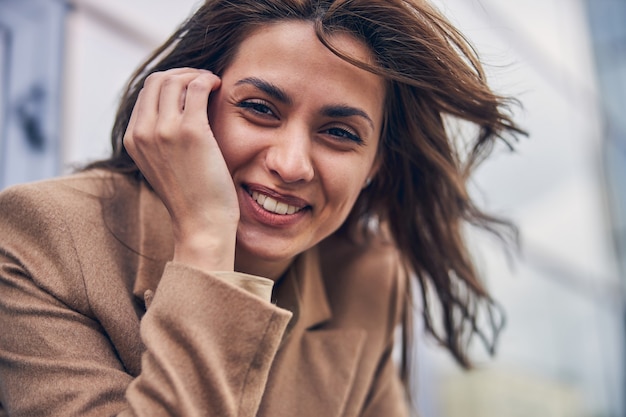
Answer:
[{"xmin": 232, "ymin": 20, "xmax": 378, "ymax": 71}]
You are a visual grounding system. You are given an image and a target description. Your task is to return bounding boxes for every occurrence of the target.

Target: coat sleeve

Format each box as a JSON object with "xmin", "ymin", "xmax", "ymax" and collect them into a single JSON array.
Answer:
[
  {"xmin": 0, "ymin": 185, "xmax": 291, "ymax": 417},
  {"xmin": 123, "ymin": 262, "xmax": 292, "ymax": 416}
]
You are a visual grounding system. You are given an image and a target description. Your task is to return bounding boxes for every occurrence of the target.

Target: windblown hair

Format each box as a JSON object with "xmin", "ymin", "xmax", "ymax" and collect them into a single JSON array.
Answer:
[{"xmin": 88, "ymin": 0, "xmax": 524, "ymax": 401}]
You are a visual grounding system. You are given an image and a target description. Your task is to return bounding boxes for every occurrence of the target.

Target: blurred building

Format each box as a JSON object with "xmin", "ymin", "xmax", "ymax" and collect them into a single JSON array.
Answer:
[
  {"xmin": 586, "ymin": 0, "xmax": 626, "ymax": 304},
  {"xmin": 0, "ymin": 0, "xmax": 624, "ymax": 416},
  {"xmin": 0, "ymin": 0, "xmax": 65, "ymax": 186}
]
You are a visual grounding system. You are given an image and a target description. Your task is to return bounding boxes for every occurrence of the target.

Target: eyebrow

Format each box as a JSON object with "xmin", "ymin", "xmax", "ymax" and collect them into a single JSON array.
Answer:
[
  {"xmin": 321, "ymin": 105, "xmax": 374, "ymax": 130},
  {"xmin": 235, "ymin": 77, "xmax": 292, "ymax": 105},
  {"xmin": 235, "ymin": 76, "xmax": 375, "ymax": 130}
]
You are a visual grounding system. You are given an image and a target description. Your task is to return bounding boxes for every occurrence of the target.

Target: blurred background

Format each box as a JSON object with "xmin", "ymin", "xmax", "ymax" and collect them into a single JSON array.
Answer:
[{"xmin": 0, "ymin": 0, "xmax": 624, "ymax": 415}]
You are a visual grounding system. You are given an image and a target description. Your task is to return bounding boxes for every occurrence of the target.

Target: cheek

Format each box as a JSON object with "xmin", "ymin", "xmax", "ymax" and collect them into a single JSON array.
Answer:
[
  {"xmin": 212, "ymin": 116, "xmax": 273, "ymax": 177},
  {"xmin": 208, "ymin": 95, "xmax": 227, "ymax": 147},
  {"xmin": 322, "ymin": 163, "xmax": 368, "ymax": 205},
  {"xmin": 209, "ymin": 97, "xmax": 251, "ymax": 171},
  {"xmin": 209, "ymin": 115, "xmax": 239, "ymax": 173},
  {"xmin": 213, "ymin": 129, "xmax": 245, "ymax": 175},
  {"xmin": 207, "ymin": 89, "xmax": 223, "ymax": 130},
  {"xmin": 321, "ymin": 150, "xmax": 377, "ymax": 190}
]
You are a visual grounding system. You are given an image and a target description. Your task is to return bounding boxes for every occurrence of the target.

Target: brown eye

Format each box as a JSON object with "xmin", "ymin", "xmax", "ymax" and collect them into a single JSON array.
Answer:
[
  {"xmin": 237, "ymin": 100, "xmax": 276, "ymax": 118},
  {"xmin": 324, "ymin": 127, "xmax": 362, "ymax": 144}
]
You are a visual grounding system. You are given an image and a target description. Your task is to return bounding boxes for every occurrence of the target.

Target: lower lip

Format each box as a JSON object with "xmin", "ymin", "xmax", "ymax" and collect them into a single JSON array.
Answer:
[{"xmin": 239, "ymin": 188, "xmax": 308, "ymax": 227}]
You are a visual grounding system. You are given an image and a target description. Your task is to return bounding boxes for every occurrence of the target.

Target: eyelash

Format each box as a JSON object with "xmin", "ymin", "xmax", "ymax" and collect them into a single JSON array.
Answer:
[
  {"xmin": 236, "ymin": 99, "xmax": 363, "ymax": 145},
  {"xmin": 324, "ymin": 127, "xmax": 362, "ymax": 144},
  {"xmin": 237, "ymin": 99, "xmax": 276, "ymax": 117}
]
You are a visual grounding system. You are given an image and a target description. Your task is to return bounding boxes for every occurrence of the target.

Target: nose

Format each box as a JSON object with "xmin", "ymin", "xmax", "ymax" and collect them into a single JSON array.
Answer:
[{"xmin": 265, "ymin": 125, "xmax": 315, "ymax": 183}]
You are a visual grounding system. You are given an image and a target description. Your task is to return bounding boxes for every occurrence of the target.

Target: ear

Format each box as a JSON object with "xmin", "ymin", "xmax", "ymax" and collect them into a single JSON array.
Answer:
[{"xmin": 363, "ymin": 157, "xmax": 381, "ymax": 189}]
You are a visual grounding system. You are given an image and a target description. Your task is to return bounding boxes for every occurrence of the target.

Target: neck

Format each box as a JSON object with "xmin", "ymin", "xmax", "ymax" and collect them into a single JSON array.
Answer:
[{"xmin": 234, "ymin": 247, "xmax": 293, "ymax": 281}]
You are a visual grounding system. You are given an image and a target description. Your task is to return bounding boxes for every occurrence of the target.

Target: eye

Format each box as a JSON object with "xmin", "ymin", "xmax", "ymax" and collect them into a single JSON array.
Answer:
[
  {"xmin": 324, "ymin": 127, "xmax": 363, "ymax": 144},
  {"xmin": 236, "ymin": 99, "xmax": 277, "ymax": 118}
]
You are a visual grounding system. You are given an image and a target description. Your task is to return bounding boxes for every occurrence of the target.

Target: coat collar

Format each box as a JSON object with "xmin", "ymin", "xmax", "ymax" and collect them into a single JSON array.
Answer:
[
  {"xmin": 131, "ymin": 182, "xmax": 332, "ymax": 330},
  {"xmin": 273, "ymin": 245, "xmax": 332, "ymax": 333}
]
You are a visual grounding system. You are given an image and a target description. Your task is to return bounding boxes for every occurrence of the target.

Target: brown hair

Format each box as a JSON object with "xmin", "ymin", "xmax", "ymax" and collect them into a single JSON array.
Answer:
[{"xmin": 88, "ymin": 0, "xmax": 524, "ymax": 400}]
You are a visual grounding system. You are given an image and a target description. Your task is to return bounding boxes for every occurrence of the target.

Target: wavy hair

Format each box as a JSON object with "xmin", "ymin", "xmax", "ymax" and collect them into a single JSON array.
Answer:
[{"xmin": 87, "ymin": 0, "xmax": 524, "ymax": 401}]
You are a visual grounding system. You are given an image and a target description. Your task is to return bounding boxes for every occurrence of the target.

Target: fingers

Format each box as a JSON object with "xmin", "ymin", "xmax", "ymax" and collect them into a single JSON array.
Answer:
[
  {"xmin": 124, "ymin": 68, "xmax": 221, "ymax": 156},
  {"xmin": 183, "ymin": 72, "xmax": 221, "ymax": 115},
  {"xmin": 150, "ymin": 68, "xmax": 220, "ymax": 115}
]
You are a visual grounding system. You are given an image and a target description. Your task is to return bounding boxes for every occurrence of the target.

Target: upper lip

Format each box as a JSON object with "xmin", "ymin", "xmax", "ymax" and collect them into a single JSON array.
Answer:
[{"xmin": 245, "ymin": 184, "xmax": 311, "ymax": 209}]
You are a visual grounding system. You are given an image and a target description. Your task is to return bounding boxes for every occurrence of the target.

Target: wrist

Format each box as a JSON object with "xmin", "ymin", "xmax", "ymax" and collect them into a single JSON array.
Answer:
[{"xmin": 172, "ymin": 226, "xmax": 237, "ymax": 272}]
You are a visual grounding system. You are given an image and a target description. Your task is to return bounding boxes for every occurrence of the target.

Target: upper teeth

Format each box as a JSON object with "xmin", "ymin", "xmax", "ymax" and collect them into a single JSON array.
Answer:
[{"xmin": 251, "ymin": 191, "xmax": 302, "ymax": 215}]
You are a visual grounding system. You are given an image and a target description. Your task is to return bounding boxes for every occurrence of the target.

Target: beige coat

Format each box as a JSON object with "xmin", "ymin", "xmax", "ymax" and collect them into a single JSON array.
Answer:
[{"xmin": 0, "ymin": 170, "xmax": 408, "ymax": 417}]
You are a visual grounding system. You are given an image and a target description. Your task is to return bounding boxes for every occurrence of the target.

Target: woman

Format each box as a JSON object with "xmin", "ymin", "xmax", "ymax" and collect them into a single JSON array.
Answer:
[{"xmin": 0, "ymin": 0, "xmax": 521, "ymax": 416}]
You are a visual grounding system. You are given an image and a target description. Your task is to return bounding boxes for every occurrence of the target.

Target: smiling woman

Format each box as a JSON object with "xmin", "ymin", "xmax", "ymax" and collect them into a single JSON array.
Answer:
[
  {"xmin": 0, "ymin": 1, "xmax": 522, "ymax": 416},
  {"xmin": 208, "ymin": 22, "xmax": 384, "ymax": 279}
]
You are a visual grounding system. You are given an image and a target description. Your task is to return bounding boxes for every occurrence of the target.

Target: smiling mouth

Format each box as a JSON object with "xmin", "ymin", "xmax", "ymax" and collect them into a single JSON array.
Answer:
[{"xmin": 250, "ymin": 191, "xmax": 305, "ymax": 215}]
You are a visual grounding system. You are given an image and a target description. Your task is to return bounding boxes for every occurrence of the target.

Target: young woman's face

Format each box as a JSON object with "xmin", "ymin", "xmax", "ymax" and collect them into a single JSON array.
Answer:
[{"xmin": 209, "ymin": 20, "xmax": 385, "ymax": 278}]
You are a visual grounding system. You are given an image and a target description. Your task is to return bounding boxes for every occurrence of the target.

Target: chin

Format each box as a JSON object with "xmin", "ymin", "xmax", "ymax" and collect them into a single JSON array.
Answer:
[{"xmin": 236, "ymin": 237, "xmax": 301, "ymax": 263}]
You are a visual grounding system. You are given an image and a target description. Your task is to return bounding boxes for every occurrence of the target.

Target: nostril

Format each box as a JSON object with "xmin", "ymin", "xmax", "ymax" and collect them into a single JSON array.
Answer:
[{"xmin": 265, "ymin": 145, "xmax": 314, "ymax": 183}]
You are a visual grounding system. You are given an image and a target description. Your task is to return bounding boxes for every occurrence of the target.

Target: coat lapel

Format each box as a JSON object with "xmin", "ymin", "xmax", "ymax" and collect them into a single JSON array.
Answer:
[{"xmin": 261, "ymin": 248, "xmax": 367, "ymax": 417}]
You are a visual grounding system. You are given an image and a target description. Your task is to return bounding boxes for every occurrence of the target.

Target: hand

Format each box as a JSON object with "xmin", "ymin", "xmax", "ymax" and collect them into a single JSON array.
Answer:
[{"xmin": 124, "ymin": 68, "xmax": 238, "ymax": 272}]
